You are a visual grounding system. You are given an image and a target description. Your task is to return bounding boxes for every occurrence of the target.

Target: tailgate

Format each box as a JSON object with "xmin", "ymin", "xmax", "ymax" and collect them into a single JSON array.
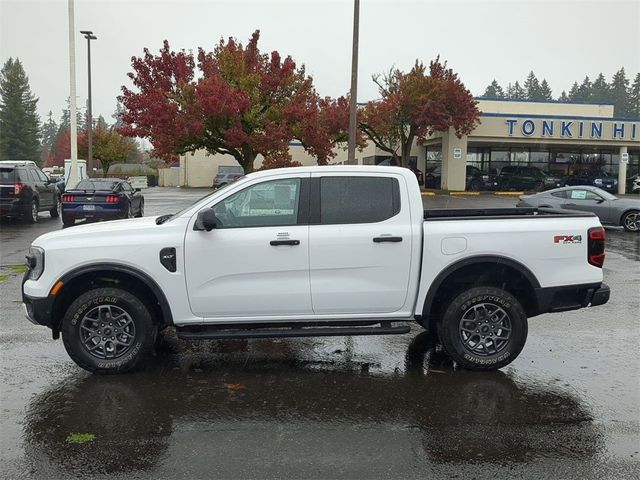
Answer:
[{"xmin": 0, "ymin": 168, "xmax": 15, "ymax": 200}]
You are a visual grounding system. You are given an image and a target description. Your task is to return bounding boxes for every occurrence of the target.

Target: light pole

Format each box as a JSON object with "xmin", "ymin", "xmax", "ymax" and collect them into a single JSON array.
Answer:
[
  {"xmin": 347, "ymin": 0, "xmax": 360, "ymax": 165},
  {"xmin": 80, "ymin": 30, "xmax": 97, "ymax": 176},
  {"xmin": 67, "ymin": 0, "xmax": 79, "ymax": 188}
]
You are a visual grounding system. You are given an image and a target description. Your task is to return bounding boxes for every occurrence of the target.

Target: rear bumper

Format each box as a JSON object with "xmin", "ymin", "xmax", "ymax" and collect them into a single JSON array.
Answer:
[
  {"xmin": 62, "ymin": 205, "xmax": 125, "ymax": 220},
  {"xmin": 0, "ymin": 198, "xmax": 28, "ymax": 216},
  {"xmin": 535, "ymin": 282, "xmax": 610, "ymax": 314}
]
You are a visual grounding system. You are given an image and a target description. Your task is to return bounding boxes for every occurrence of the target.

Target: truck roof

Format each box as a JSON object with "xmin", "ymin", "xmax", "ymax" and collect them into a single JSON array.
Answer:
[
  {"xmin": 0, "ymin": 160, "xmax": 37, "ymax": 167},
  {"xmin": 246, "ymin": 165, "xmax": 415, "ymax": 178}
]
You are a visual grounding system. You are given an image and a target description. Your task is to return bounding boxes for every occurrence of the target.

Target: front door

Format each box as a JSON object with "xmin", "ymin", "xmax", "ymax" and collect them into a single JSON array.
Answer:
[
  {"xmin": 562, "ymin": 189, "xmax": 611, "ymax": 222},
  {"xmin": 308, "ymin": 173, "xmax": 413, "ymax": 315},
  {"xmin": 184, "ymin": 175, "xmax": 312, "ymax": 319}
]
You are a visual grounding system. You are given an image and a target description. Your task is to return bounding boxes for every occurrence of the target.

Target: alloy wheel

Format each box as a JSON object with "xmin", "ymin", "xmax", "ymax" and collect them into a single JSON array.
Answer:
[
  {"xmin": 79, "ymin": 305, "xmax": 137, "ymax": 360},
  {"xmin": 624, "ymin": 212, "xmax": 639, "ymax": 232},
  {"xmin": 458, "ymin": 303, "xmax": 512, "ymax": 356}
]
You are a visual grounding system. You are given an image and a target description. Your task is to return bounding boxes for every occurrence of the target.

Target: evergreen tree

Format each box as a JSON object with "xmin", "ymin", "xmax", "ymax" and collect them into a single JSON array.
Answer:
[
  {"xmin": 539, "ymin": 79, "xmax": 553, "ymax": 100},
  {"xmin": 483, "ymin": 79, "xmax": 505, "ymax": 99},
  {"xmin": 590, "ymin": 73, "xmax": 610, "ymax": 104},
  {"xmin": 609, "ymin": 67, "xmax": 630, "ymax": 117},
  {"xmin": 512, "ymin": 81, "xmax": 526, "ymax": 100},
  {"xmin": 577, "ymin": 76, "xmax": 593, "ymax": 102},
  {"xmin": 59, "ymin": 98, "xmax": 85, "ymax": 132},
  {"xmin": 524, "ymin": 71, "xmax": 541, "ymax": 100},
  {"xmin": 558, "ymin": 90, "xmax": 569, "ymax": 102},
  {"xmin": 629, "ymin": 72, "xmax": 640, "ymax": 118},
  {"xmin": 112, "ymin": 101, "xmax": 125, "ymax": 128},
  {"xmin": 41, "ymin": 111, "xmax": 58, "ymax": 150},
  {"xmin": 568, "ymin": 81, "xmax": 580, "ymax": 101},
  {"xmin": 0, "ymin": 58, "xmax": 40, "ymax": 162}
]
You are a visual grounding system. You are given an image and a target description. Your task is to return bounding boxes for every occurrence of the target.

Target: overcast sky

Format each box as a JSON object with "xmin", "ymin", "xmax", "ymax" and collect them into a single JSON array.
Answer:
[{"xmin": 1, "ymin": 0, "xmax": 638, "ymax": 125}]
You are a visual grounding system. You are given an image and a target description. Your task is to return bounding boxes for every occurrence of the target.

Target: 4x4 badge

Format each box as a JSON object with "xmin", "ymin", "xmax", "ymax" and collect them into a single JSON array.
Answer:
[{"xmin": 554, "ymin": 235, "xmax": 582, "ymax": 244}]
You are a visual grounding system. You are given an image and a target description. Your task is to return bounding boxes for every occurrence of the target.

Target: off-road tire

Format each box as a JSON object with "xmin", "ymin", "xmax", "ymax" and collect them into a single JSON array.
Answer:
[
  {"xmin": 50, "ymin": 195, "xmax": 61, "ymax": 218},
  {"xmin": 61, "ymin": 287, "xmax": 157, "ymax": 374},
  {"xmin": 438, "ymin": 286, "xmax": 528, "ymax": 371}
]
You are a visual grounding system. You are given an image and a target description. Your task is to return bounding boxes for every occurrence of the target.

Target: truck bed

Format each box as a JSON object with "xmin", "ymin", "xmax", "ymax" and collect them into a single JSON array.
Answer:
[{"xmin": 424, "ymin": 207, "xmax": 595, "ymax": 220}]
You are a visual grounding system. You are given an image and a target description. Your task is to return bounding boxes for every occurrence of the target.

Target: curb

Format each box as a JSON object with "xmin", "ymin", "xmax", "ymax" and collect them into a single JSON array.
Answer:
[
  {"xmin": 420, "ymin": 192, "xmax": 436, "ymax": 196},
  {"xmin": 494, "ymin": 192, "xmax": 524, "ymax": 196},
  {"xmin": 449, "ymin": 191, "xmax": 480, "ymax": 196}
]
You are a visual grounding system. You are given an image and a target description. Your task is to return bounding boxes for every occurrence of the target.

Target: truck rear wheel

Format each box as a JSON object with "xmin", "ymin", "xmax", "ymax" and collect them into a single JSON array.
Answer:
[
  {"xmin": 438, "ymin": 286, "xmax": 527, "ymax": 371},
  {"xmin": 61, "ymin": 287, "xmax": 156, "ymax": 374}
]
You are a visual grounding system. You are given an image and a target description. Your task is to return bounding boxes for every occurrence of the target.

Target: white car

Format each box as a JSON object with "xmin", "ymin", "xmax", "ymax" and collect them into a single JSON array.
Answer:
[{"xmin": 23, "ymin": 166, "xmax": 610, "ymax": 373}]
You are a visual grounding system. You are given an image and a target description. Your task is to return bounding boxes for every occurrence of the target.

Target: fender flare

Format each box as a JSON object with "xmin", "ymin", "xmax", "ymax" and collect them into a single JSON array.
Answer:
[
  {"xmin": 58, "ymin": 263, "xmax": 174, "ymax": 326},
  {"xmin": 421, "ymin": 255, "xmax": 541, "ymax": 318}
]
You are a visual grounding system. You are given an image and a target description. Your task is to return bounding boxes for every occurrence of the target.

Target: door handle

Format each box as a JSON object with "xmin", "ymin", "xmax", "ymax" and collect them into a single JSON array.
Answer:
[
  {"xmin": 270, "ymin": 239, "xmax": 300, "ymax": 246},
  {"xmin": 373, "ymin": 236, "xmax": 403, "ymax": 243}
]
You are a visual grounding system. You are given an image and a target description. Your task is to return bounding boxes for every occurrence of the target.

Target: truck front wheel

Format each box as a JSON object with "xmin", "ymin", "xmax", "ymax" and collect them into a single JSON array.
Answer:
[
  {"xmin": 439, "ymin": 287, "xmax": 528, "ymax": 371},
  {"xmin": 61, "ymin": 287, "xmax": 156, "ymax": 374}
]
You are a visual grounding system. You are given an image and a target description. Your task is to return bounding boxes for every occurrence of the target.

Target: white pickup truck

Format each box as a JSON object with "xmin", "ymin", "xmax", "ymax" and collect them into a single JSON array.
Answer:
[{"xmin": 22, "ymin": 166, "xmax": 610, "ymax": 374}]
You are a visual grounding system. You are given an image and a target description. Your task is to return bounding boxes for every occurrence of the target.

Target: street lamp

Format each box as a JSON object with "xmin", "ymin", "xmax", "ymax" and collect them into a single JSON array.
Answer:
[
  {"xmin": 80, "ymin": 30, "xmax": 97, "ymax": 175},
  {"xmin": 347, "ymin": 0, "xmax": 360, "ymax": 165}
]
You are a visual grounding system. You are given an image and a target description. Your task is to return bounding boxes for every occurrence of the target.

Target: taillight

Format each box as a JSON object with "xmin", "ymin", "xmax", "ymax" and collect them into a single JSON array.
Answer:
[
  {"xmin": 62, "ymin": 194, "xmax": 74, "ymax": 202},
  {"xmin": 105, "ymin": 195, "xmax": 119, "ymax": 203},
  {"xmin": 588, "ymin": 226, "xmax": 606, "ymax": 268},
  {"xmin": 14, "ymin": 183, "xmax": 25, "ymax": 195}
]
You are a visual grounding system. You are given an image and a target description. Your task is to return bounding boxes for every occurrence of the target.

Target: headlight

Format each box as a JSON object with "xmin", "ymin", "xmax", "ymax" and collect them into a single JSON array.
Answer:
[
  {"xmin": 26, "ymin": 246, "xmax": 45, "ymax": 281},
  {"xmin": 594, "ymin": 178, "xmax": 603, "ymax": 185},
  {"xmin": 614, "ymin": 179, "xmax": 618, "ymax": 185}
]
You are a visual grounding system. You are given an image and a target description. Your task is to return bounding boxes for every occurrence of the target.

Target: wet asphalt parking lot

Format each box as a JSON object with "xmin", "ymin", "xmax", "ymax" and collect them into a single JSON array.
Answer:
[{"xmin": 1, "ymin": 188, "xmax": 639, "ymax": 479}]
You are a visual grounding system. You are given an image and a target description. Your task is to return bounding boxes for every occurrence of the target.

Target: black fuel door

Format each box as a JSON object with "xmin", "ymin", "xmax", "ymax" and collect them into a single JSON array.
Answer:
[{"xmin": 160, "ymin": 247, "xmax": 177, "ymax": 272}]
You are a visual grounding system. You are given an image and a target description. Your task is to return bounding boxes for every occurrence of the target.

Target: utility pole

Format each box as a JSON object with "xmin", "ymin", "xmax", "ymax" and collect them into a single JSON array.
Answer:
[
  {"xmin": 347, "ymin": 0, "xmax": 360, "ymax": 165},
  {"xmin": 81, "ymin": 30, "xmax": 97, "ymax": 176},
  {"xmin": 67, "ymin": 0, "xmax": 79, "ymax": 188}
]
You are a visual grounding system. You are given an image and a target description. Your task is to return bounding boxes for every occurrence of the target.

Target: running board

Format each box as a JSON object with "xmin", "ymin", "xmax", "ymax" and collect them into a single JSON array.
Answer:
[{"xmin": 176, "ymin": 322, "xmax": 410, "ymax": 340}]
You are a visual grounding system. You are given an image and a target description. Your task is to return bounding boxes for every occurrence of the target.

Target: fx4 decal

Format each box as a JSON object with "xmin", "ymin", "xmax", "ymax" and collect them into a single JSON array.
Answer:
[{"xmin": 554, "ymin": 235, "xmax": 582, "ymax": 244}]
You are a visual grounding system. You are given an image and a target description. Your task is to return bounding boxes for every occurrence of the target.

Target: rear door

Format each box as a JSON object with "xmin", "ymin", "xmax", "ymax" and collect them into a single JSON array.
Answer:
[
  {"xmin": 29, "ymin": 168, "xmax": 54, "ymax": 208},
  {"xmin": 308, "ymin": 173, "xmax": 413, "ymax": 315}
]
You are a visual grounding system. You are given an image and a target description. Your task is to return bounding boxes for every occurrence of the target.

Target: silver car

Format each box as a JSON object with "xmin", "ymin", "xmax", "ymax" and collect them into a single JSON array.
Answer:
[{"xmin": 518, "ymin": 186, "xmax": 640, "ymax": 232}]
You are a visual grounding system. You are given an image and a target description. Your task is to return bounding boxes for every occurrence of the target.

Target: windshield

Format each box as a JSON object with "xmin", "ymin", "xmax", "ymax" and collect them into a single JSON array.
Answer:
[{"xmin": 161, "ymin": 180, "xmax": 244, "ymax": 223}]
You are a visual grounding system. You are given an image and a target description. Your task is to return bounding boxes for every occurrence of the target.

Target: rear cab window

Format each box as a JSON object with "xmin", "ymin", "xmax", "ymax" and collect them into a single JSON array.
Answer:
[{"xmin": 318, "ymin": 176, "xmax": 400, "ymax": 224}]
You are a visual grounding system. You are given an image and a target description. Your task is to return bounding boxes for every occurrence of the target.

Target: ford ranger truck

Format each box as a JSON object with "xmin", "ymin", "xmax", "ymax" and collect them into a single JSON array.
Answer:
[{"xmin": 22, "ymin": 166, "xmax": 610, "ymax": 374}]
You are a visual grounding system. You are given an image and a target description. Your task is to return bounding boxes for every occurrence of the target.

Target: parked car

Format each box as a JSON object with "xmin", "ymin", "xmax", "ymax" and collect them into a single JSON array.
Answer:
[
  {"xmin": 518, "ymin": 185, "xmax": 640, "ymax": 232},
  {"xmin": 497, "ymin": 166, "xmax": 563, "ymax": 192},
  {"xmin": 626, "ymin": 173, "xmax": 639, "ymax": 194},
  {"xmin": 0, "ymin": 160, "xmax": 60, "ymax": 223},
  {"xmin": 23, "ymin": 166, "xmax": 609, "ymax": 374},
  {"xmin": 376, "ymin": 158, "xmax": 424, "ymax": 185},
  {"xmin": 213, "ymin": 166, "xmax": 245, "ymax": 188},
  {"xmin": 564, "ymin": 168, "xmax": 618, "ymax": 192},
  {"xmin": 61, "ymin": 178, "xmax": 144, "ymax": 227},
  {"xmin": 424, "ymin": 165, "xmax": 497, "ymax": 191}
]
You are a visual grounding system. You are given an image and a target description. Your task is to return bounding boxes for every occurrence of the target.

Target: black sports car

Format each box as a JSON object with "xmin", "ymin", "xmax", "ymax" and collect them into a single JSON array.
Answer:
[{"xmin": 61, "ymin": 178, "xmax": 144, "ymax": 227}]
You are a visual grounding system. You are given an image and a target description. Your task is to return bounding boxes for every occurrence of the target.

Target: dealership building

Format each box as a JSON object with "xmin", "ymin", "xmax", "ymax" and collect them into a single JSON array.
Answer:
[{"xmin": 166, "ymin": 98, "xmax": 639, "ymax": 191}]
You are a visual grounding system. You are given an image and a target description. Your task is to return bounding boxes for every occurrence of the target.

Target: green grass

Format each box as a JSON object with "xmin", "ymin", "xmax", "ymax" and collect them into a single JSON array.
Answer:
[
  {"xmin": 7, "ymin": 264, "xmax": 28, "ymax": 274},
  {"xmin": 66, "ymin": 433, "xmax": 96, "ymax": 444},
  {"xmin": 0, "ymin": 274, "xmax": 9, "ymax": 282}
]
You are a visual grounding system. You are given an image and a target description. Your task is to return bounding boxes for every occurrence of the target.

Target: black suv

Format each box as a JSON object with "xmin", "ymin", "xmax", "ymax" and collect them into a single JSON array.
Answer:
[
  {"xmin": 0, "ymin": 161, "xmax": 61, "ymax": 223},
  {"xmin": 497, "ymin": 166, "xmax": 563, "ymax": 192}
]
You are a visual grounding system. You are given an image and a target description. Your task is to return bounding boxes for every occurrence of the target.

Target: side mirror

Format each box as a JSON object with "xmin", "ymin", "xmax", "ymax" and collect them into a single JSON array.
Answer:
[
  {"xmin": 135, "ymin": 187, "xmax": 141, "ymax": 192},
  {"xmin": 194, "ymin": 209, "xmax": 219, "ymax": 231}
]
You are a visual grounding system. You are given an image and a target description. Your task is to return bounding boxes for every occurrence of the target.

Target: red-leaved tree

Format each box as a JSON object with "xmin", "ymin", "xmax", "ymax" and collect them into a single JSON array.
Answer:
[
  {"xmin": 119, "ymin": 31, "xmax": 350, "ymax": 172},
  {"xmin": 360, "ymin": 58, "xmax": 480, "ymax": 167}
]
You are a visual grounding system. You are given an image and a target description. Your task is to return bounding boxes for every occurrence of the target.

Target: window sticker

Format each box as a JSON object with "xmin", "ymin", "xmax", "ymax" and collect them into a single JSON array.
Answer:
[{"xmin": 570, "ymin": 190, "xmax": 587, "ymax": 200}]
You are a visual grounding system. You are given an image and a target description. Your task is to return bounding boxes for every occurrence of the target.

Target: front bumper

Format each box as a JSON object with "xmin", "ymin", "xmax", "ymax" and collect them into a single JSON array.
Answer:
[
  {"xmin": 535, "ymin": 282, "xmax": 610, "ymax": 314},
  {"xmin": 23, "ymin": 294, "xmax": 55, "ymax": 328}
]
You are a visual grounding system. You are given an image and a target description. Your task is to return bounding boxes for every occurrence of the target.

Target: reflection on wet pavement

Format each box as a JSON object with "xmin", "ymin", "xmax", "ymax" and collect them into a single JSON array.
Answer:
[{"xmin": 22, "ymin": 332, "xmax": 604, "ymax": 478}]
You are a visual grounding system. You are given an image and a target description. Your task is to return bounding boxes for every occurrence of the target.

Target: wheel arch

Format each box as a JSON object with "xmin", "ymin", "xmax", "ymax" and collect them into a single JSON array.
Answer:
[
  {"xmin": 420, "ymin": 255, "xmax": 541, "ymax": 329},
  {"xmin": 619, "ymin": 208, "xmax": 640, "ymax": 226},
  {"xmin": 51, "ymin": 263, "xmax": 174, "ymax": 337}
]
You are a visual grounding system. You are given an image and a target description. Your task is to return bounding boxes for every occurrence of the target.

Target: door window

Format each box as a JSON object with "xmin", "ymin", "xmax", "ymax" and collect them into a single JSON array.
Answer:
[
  {"xmin": 569, "ymin": 189, "xmax": 601, "ymax": 201},
  {"xmin": 211, "ymin": 178, "xmax": 301, "ymax": 228},
  {"xmin": 35, "ymin": 169, "xmax": 49, "ymax": 182},
  {"xmin": 319, "ymin": 176, "xmax": 400, "ymax": 224}
]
